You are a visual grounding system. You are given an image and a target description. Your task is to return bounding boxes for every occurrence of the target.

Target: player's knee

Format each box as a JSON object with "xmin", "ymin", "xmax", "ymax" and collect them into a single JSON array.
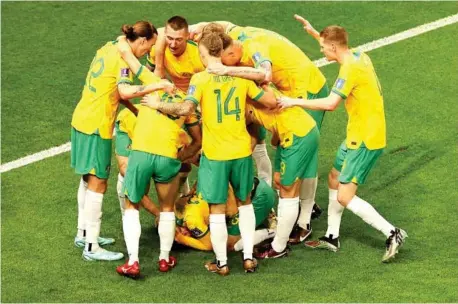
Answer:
[
  {"xmin": 125, "ymin": 199, "xmax": 139, "ymax": 210},
  {"xmin": 87, "ymin": 175, "xmax": 108, "ymax": 194},
  {"xmin": 328, "ymin": 168, "xmax": 340, "ymax": 188},
  {"xmin": 337, "ymin": 191, "xmax": 352, "ymax": 207}
]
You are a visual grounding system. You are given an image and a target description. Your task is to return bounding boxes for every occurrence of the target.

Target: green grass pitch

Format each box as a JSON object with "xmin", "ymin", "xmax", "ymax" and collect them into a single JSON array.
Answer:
[{"xmin": 1, "ymin": 2, "xmax": 458, "ymax": 302}]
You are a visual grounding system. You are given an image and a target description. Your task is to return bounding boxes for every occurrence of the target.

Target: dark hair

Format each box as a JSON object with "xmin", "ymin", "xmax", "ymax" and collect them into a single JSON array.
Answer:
[
  {"xmin": 166, "ymin": 15, "xmax": 188, "ymax": 31},
  {"xmin": 199, "ymin": 33, "xmax": 223, "ymax": 57},
  {"xmin": 320, "ymin": 25, "xmax": 348, "ymax": 46},
  {"xmin": 121, "ymin": 21, "xmax": 158, "ymax": 41}
]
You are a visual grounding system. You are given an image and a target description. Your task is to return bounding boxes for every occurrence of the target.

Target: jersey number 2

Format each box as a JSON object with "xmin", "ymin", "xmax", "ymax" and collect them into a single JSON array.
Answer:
[{"xmin": 214, "ymin": 87, "xmax": 241, "ymax": 123}]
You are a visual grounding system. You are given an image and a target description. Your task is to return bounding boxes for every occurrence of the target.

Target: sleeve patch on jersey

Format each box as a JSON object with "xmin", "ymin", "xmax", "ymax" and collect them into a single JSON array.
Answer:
[
  {"xmin": 187, "ymin": 85, "xmax": 196, "ymax": 95},
  {"xmin": 120, "ymin": 68, "xmax": 130, "ymax": 77},
  {"xmin": 335, "ymin": 78, "xmax": 346, "ymax": 89},
  {"xmin": 252, "ymin": 52, "xmax": 262, "ymax": 63}
]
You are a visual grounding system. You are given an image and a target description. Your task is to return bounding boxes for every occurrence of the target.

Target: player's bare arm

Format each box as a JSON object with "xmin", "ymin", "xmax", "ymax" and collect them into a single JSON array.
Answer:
[
  {"xmin": 120, "ymin": 99, "xmax": 139, "ymax": 116},
  {"xmin": 257, "ymin": 84, "xmax": 278, "ymax": 109},
  {"xmin": 177, "ymin": 124, "xmax": 202, "ymax": 162},
  {"xmin": 152, "ymin": 27, "xmax": 167, "ymax": 77},
  {"xmin": 294, "ymin": 14, "xmax": 320, "ymax": 41},
  {"xmin": 117, "ymin": 82, "xmax": 172, "ymax": 100},
  {"xmin": 140, "ymin": 94, "xmax": 196, "ymax": 116},
  {"xmin": 279, "ymin": 91, "xmax": 343, "ymax": 111},
  {"xmin": 189, "ymin": 21, "xmax": 236, "ymax": 41}
]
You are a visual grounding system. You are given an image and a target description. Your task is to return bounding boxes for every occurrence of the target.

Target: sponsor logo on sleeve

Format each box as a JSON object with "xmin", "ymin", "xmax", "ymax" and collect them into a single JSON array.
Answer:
[
  {"xmin": 187, "ymin": 85, "xmax": 196, "ymax": 95},
  {"xmin": 120, "ymin": 68, "xmax": 130, "ymax": 77},
  {"xmin": 335, "ymin": 78, "xmax": 346, "ymax": 89}
]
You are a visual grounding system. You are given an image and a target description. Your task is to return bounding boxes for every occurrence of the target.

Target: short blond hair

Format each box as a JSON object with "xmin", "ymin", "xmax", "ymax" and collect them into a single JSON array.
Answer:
[
  {"xmin": 199, "ymin": 33, "xmax": 223, "ymax": 57},
  {"xmin": 320, "ymin": 25, "xmax": 348, "ymax": 46}
]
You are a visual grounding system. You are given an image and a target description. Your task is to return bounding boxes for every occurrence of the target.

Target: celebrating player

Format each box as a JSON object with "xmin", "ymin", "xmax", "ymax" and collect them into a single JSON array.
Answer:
[
  {"xmin": 174, "ymin": 177, "xmax": 276, "ymax": 252},
  {"xmin": 71, "ymin": 21, "xmax": 170, "ymax": 261},
  {"xmin": 280, "ymin": 18, "xmax": 407, "ymax": 262},
  {"xmin": 141, "ymin": 33, "xmax": 277, "ymax": 275}
]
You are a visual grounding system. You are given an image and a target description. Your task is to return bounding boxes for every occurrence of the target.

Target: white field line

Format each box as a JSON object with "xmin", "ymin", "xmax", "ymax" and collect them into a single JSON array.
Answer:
[{"xmin": 1, "ymin": 13, "xmax": 457, "ymax": 174}]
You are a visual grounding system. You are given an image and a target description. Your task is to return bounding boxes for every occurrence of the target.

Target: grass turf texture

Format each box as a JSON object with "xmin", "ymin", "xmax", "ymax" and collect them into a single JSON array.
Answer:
[{"xmin": 2, "ymin": 1, "xmax": 458, "ymax": 302}]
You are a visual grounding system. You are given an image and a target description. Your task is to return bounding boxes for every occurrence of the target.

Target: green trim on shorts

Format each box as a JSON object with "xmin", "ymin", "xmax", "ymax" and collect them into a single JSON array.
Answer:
[
  {"xmin": 197, "ymin": 154, "xmax": 254, "ymax": 204},
  {"xmin": 123, "ymin": 150, "xmax": 181, "ymax": 203},
  {"xmin": 114, "ymin": 122, "xmax": 132, "ymax": 157},
  {"xmin": 227, "ymin": 178, "xmax": 276, "ymax": 236},
  {"xmin": 306, "ymin": 83, "xmax": 330, "ymax": 130},
  {"xmin": 339, "ymin": 143, "xmax": 383, "ymax": 185},
  {"xmin": 70, "ymin": 127, "xmax": 112, "ymax": 179},
  {"xmin": 274, "ymin": 127, "xmax": 320, "ymax": 186}
]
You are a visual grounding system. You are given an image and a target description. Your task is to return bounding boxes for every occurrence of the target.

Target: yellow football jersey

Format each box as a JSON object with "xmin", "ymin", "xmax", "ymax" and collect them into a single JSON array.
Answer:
[
  {"xmin": 72, "ymin": 41, "xmax": 133, "ymax": 139},
  {"xmin": 229, "ymin": 26, "xmax": 326, "ymax": 98},
  {"xmin": 331, "ymin": 51, "xmax": 386, "ymax": 150},
  {"xmin": 147, "ymin": 41, "xmax": 205, "ymax": 92},
  {"xmin": 246, "ymin": 102, "xmax": 316, "ymax": 148},
  {"xmin": 185, "ymin": 72, "xmax": 264, "ymax": 160},
  {"xmin": 116, "ymin": 104, "xmax": 142, "ymax": 139},
  {"xmin": 131, "ymin": 90, "xmax": 199, "ymax": 159}
]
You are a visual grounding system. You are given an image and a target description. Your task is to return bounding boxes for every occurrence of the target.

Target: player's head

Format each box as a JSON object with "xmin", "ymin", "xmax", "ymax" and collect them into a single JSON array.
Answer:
[
  {"xmin": 319, "ymin": 25, "xmax": 348, "ymax": 61},
  {"xmin": 220, "ymin": 33, "xmax": 242, "ymax": 66},
  {"xmin": 198, "ymin": 33, "xmax": 223, "ymax": 66},
  {"xmin": 121, "ymin": 21, "xmax": 158, "ymax": 58},
  {"xmin": 197, "ymin": 22, "xmax": 225, "ymax": 42},
  {"xmin": 165, "ymin": 16, "xmax": 189, "ymax": 56}
]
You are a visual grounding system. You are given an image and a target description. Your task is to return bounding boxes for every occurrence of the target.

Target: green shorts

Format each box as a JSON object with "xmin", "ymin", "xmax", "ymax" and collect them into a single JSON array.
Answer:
[
  {"xmin": 227, "ymin": 177, "xmax": 276, "ymax": 235},
  {"xmin": 305, "ymin": 84, "xmax": 330, "ymax": 130},
  {"xmin": 114, "ymin": 122, "xmax": 132, "ymax": 157},
  {"xmin": 257, "ymin": 126, "xmax": 267, "ymax": 142},
  {"xmin": 335, "ymin": 142, "xmax": 384, "ymax": 185},
  {"xmin": 197, "ymin": 154, "xmax": 254, "ymax": 204},
  {"xmin": 123, "ymin": 150, "xmax": 181, "ymax": 203},
  {"xmin": 70, "ymin": 127, "xmax": 112, "ymax": 179},
  {"xmin": 274, "ymin": 127, "xmax": 319, "ymax": 186}
]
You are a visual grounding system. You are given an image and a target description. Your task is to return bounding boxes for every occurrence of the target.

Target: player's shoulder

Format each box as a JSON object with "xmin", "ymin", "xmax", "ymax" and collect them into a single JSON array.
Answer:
[{"xmin": 190, "ymin": 70, "xmax": 211, "ymax": 83}]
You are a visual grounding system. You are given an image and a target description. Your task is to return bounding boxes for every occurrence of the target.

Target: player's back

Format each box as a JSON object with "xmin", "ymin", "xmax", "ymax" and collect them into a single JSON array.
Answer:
[
  {"xmin": 246, "ymin": 101, "xmax": 316, "ymax": 147},
  {"xmin": 72, "ymin": 41, "xmax": 132, "ymax": 138},
  {"xmin": 132, "ymin": 92, "xmax": 198, "ymax": 159},
  {"xmin": 148, "ymin": 41, "xmax": 204, "ymax": 93},
  {"xmin": 234, "ymin": 27, "xmax": 326, "ymax": 96},
  {"xmin": 192, "ymin": 71, "xmax": 254, "ymax": 160},
  {"xmin": 334, "ymin": 50, "xmax": 386, "ymax": 149},
  {"xmin": 116, "ymin": 104, "xmax": 142, "ymax": 139}
]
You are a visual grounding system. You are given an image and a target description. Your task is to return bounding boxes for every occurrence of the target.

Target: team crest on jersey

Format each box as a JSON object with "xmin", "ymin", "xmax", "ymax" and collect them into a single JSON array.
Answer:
[
  {"xmin": 187, "ymin": 85, "xmax": 196, "ymax": 95},
  {"xmin": 335, "ymin": 78, "xmax": 345, "ymax": 89},
  {"xmin": 252, "ymin": 52, "xmax": 261, "ymax": 63},
  {"xmin": 120, "ymin": 68, "xmax": 130, "ymax": 77}
]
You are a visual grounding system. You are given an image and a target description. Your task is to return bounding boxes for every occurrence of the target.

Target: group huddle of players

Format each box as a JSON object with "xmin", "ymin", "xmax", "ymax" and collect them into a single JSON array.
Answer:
[{"xmin": 70, "ymin": 14, "xmax": 407, "ymax": 279}]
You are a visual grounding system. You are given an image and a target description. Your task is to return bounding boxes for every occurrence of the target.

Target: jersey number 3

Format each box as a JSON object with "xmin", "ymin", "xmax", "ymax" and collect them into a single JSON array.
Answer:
[{"xmin": 214, "ymin": 87, "xmax": 241, "ymax": 123}]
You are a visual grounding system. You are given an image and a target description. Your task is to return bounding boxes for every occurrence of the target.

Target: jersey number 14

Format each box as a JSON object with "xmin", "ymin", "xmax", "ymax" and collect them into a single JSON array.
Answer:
[{"xmin": 214, "ymin": 87, "xmax": 241, "ymax": 123}]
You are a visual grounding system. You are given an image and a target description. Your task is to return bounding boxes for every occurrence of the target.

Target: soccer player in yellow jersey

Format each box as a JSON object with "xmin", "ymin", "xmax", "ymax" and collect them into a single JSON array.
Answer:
[
  {"xmin": 243, "ymin": 95, "xmax": 320, "ymax": 259},
  {"xmin": 148, "ymin": 16, "xmax": 205, "ymax": 94},
  {"xmin": 116, "ymin": 88, "xmax": 201, "ymax": 278},
  {"xmin": 141, "ymin": 33, "xmax": 277, "ymax": 275},
  {"xmin": 280, "ymin": 20, "xmax": 407, "ymax": 262},
  {"xmin": 71, "ymin": 21, "xmax": 172, "ymax": 262},
  {"xmin": 174, "ymin": 177, "xmax": 276, "ymax": 252},
  {"xmin": 114, "ymin": 105, "xmax": 160, "ymax": 222}
]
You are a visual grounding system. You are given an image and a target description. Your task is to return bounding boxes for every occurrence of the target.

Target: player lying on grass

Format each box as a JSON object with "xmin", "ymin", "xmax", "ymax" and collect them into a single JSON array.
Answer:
[
  {"xmin": 140, "ymin": 33, "xmax": 277, "ymax": 276},
  {"xmin": 153, "ymin": 17, "xmax": 273, "ymax": 187},
  {"xmin": 279, "ymin": 16, "xmax": 407, "ymax": 263},
  {"xmin": 174, "ymin": 177, "xmax": 276, "ymax": 252},
  {"xmin": 71, "ymin": 21, "xmax": 173, "ymax": 262}
]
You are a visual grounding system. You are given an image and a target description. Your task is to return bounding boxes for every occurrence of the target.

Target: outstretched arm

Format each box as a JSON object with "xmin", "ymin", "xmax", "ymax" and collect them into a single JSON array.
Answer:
[
  {"xmin": 140, "ymin": 94, "xmax": 197, "ymax": 116},
  {"xmin": 294, "ymin": 14, "xmax": 320, "ymax": 41},
  {"xmin": 279, "ymin": 92, "xmax": 343, "ymax": 111}
]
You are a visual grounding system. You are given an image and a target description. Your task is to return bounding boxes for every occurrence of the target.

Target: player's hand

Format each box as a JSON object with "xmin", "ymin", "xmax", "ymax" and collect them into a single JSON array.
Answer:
[
  {"xmin": 159, "ymin": 80, "xmax": 175, "ymax": 94},
  {"xmin": 140, "ymin": 93, "xmax": 161, "ymax": 109},
  {"xmin": 278, "ymin": 96, "xmax": 296, "ymax": 109},
  {"xmin": 206, "ymin": 62, "xmax": 229, "ymax": 76},
  {"xmin": 116, "ymin": 36, "xmax": 132, "ymax": 55},
  {"xmin": 189, "ymin": 22, "xmax": 206, "ymax": 42},
  {"xmin": 294, "ymin": 14, "xmax": 317, "ymax": 36}
]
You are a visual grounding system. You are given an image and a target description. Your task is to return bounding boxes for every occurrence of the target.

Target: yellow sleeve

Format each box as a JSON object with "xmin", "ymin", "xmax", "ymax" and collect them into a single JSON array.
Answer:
[
  {"xmin": 246, "ymin": 42, "xmax": 272, "ymax": 68},
  {"xmin": 116, "ymin": 58, "xmax": 134, "ymax": 85},
  {"xmin": 135, "ymin": 65, "xmax": 161, "ymax": 84},
  {"xmin": 246, "ymin": 80, "xmax": 265, "ymax": 102},
  {"xmin": 332, "ymin": 63, "xmax": 356, "ymax": 99},
  {"xmin": 185, "ymin": 75, "xmax": 203, "ymax": 106},
  {"xmin": 175, "ymin": 233, "xmax": 212, "ymax": 251},
  {"xmin": 146, "ymin": 46, "xmax": 156, "ymax": 67}
]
